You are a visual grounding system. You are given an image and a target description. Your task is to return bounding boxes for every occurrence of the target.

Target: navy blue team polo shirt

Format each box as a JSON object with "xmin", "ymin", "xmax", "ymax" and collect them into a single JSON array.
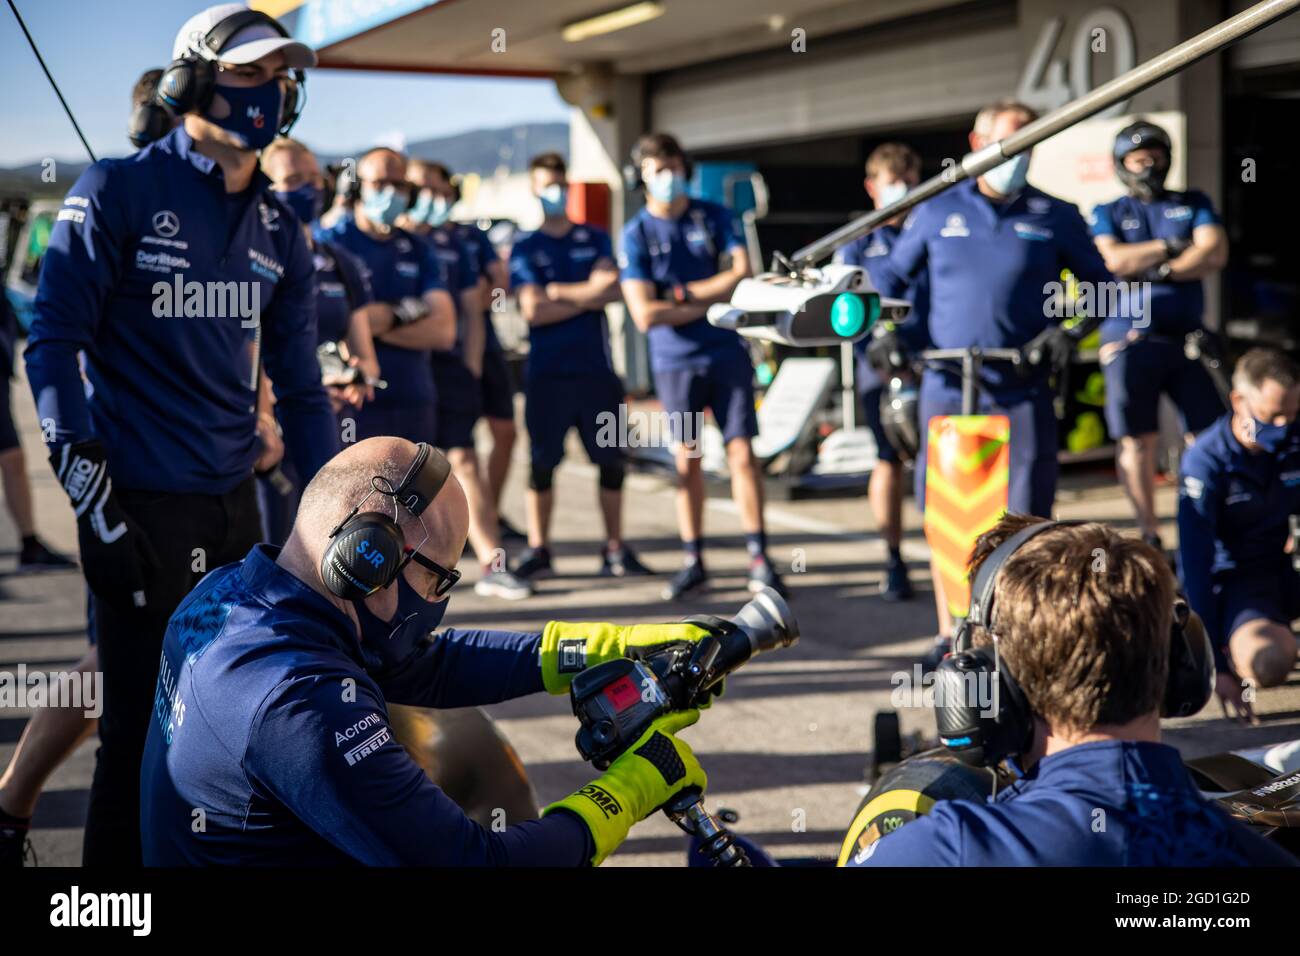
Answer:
[
  {"xmin": 510, "ymin": 224, "xmax": 616, "ymax": 379},
  {"xmin": 26, "ymin": 125, "xmax": 337, "ymax": 494}
]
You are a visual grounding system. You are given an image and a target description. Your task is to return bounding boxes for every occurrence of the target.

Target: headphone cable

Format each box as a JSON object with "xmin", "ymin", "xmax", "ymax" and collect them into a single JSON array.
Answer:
[{"xmin": 6, "ymin": 0, "xmax": 97, "ymax": 164}]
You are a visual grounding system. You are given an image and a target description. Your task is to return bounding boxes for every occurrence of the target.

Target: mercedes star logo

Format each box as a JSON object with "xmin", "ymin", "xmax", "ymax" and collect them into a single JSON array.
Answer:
[{"xmin": 152, "ymin": 210, "xmax": 180, "ymax": 238}]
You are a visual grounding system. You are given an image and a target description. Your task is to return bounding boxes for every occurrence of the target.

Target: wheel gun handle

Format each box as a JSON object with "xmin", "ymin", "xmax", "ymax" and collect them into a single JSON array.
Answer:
[{"xmin": 664, "ymin": 787, "xmax": 750, "ymax": 867}]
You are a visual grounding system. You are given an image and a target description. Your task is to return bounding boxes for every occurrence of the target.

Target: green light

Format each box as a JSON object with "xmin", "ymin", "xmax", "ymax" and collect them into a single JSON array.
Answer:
[{"xmin": 830, "ymin": 293, "xmax": 868, "ymax": 337}]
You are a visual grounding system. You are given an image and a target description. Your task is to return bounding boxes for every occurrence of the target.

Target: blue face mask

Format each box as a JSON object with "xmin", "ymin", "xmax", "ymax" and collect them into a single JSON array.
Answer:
[
  {"xmin": 539, "ymin": 184, "xmax": 567, "ymax": 217},
  {"xmin": 425, "ymin": 196, "xmax": 451, "ymax": 227},
  {"xmin": 983, "ymin": 152, "xmax": 1031, "ymax": 196},
  {"xmin": 408, "ymin": 190, "xmax": 434, "ymax": 224},
  {"xmin": 208, "ymin": 79, "xmax": 283, "ymax": 151},
  {"xmin": 354, "ymin": 572, "xmax": 449, "ymax": 671},
  {"xmin": 646, "ymin": 169, "xmax": 688, "ymax": 204},
  {"xmin": 876, "ymin": 181, "xmax": 908, "ymax": 208},
  {"xmin": 274, "ymin": 183, "xmax": 322, "ymax": 225},
  {"xmin": 1248, "ymin": 417, "xmax": 1291, "ymax": 454},
  {"xmin": 361, "ymin": 185, "xmax": 408, "ymax": 227}
]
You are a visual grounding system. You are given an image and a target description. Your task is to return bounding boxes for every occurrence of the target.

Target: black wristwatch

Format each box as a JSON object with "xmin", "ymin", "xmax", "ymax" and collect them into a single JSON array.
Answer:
[
  {"xmin": 1155, "ymin": 261, "xmax": 1173, "ymax": 281},
  {"xmin": 672, "ymin": 284, "xmax": 692, "ymax": 305}
]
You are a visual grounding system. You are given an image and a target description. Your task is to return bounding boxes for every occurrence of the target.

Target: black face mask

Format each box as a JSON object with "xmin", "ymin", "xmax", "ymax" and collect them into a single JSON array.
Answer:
[
  {"xmin": 353, "ymin": 573, "xmax": 448, "ymax": 672},
  {"xmin": 1118, "ymin": 162, "xmax": 1168, "ymax": 202}
]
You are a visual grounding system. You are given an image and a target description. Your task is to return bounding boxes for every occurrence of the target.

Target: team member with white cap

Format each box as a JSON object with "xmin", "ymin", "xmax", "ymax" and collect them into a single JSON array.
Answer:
[{"xmin": 25, "ymin": 3, "xmax": 336, "ymax": 865}]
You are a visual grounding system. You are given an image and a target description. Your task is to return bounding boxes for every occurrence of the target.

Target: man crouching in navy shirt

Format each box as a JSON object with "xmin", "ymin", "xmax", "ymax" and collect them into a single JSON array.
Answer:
[{"xmin": 141, "ymin": 438, "xmax": 717, "ymax": 866}]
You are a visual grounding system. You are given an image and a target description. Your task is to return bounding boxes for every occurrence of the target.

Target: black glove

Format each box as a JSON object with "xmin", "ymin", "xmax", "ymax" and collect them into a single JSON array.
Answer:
[
  {"xmin": 866, "ymin": 327, "xmax": 911, "ymax": 375},
  {"xmin": 1136, "ymin": 261, "xmax": 1173, "ymax": 283},
  {"xmin": 52, "ymin": 439, "xmax": 157, "ymax": 613},
  {"xmin": 391, "ymin": 296, "xmax": 430, "ymax": 326},
  {"xmin": 1023, "ymin": 326, "xmax": 1075, "ymax": 371}
]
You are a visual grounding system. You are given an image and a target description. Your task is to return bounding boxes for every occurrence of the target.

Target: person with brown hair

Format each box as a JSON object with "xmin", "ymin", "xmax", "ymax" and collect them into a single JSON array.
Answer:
[
  {"xmin": 833, "ymin": 142, "xmax": 929, "ymax": 603},
  {"xmin": 619, "ymin": 132, "xmax": 785, "ymax": 601},
  {"xmin": 1178, "ymin": 347, "xmax": 1300, "ymax": 720},
  {"xmin": 849, "ymin": 514, "xmax": 1293, "ymax": 866}
]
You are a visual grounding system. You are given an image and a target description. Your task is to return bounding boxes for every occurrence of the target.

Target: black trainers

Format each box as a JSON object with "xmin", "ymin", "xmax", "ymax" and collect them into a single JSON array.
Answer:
[
  {"xmin": 0, "ymin": 812, "xmax": 34, "ymax": 868},
  {"xmin": 474, "ymin": 568, "xmax": 533, "ymax": 601},
  {"xmin": 16, "ymin": 538, "xmax": 77, "ymax": 574},
  {"xmin": 920, "ymin": 635, "xmax": 952, "ymax": 673},
  {"xmin": 601, "ymin": 545, "xmax": 652, "ymax": 577},
  {"xmin": 747, "ymin": 558, "xmax": 789, "ymax": 597},
  {"xmin": 498, "ymin": 517, "xmax": 528, "ymax": 543},
  {"xmin": 513, "ymin": 547, "xmax": 553, "ymax": 581},
  {"xmin": 663, "ymin": 562, "xmax": 708, "ymax": 601},
  {"xmin": 880, "ymin": 556, "xmax": 914, "ymax": 602}
]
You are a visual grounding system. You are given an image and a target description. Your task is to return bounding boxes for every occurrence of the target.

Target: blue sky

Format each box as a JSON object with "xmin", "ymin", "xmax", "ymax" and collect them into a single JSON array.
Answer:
[{"xmin": 1, "ymin": 0, "xmax": 570, "ymax": 166}]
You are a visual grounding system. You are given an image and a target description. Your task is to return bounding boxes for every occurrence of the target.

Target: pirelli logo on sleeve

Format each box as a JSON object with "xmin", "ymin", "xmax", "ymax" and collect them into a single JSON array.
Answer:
[
  {"xmin": 344, "ymin": 727, "xmax": 391, "ymax": 766},
  {"xmin": 335, "ymin": 712, "xmax": 391, "ymax": 767}
]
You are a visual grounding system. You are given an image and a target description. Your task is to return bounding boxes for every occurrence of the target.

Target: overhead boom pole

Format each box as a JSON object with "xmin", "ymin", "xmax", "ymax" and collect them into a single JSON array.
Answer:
[{"xmin": 790, "ymin": 0, "xmax": 1300, "ymax": 269}]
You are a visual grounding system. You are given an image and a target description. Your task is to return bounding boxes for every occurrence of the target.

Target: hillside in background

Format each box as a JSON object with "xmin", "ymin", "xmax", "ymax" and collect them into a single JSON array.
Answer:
[{"xmin": 0, "ymin": 121, "xmax": 568, "ymax": 198}]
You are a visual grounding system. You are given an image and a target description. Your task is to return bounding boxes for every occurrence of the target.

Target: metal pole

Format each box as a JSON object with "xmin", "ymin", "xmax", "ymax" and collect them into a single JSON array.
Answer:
[{"xmin": 791, "ymin": 0, "xmax": 1300, "ymax": 268}]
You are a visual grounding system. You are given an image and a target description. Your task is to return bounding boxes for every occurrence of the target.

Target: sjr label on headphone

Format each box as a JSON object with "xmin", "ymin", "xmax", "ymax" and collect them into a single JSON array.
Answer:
[{"xmin": 355, "ymin": 539, "xmax": 386, "ymax": 569}]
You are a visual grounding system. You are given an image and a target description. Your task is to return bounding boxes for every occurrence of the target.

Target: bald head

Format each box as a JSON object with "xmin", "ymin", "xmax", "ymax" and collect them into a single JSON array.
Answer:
[{"xmin": 292, "ymin": 437, "xmax": 468, "ymax": 582}]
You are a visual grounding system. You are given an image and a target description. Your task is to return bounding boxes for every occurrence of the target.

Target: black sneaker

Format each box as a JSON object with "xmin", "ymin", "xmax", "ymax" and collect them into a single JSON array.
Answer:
[
  {"xmin": 663, "ymin": 562, "xmax": 708, "ymax": 601},
  {"xmin": 880, "ymin": 556, "xmax": 914, "ymax": 602},
  {"xmin": 16, "ymin": 538, "xmax": 77, "ymax": 574},
  {"xmin": 498, "ymin": 518, "xmax": 528, "ymax": 543},
  {"xmin": 747, "ymin": 558, "xmax": 789, "ymax": 598},
  {"xmin": 920, "ymin": 635, "xmax": 952, "ymax": 673},
  {"xmin": 513, "ymin": 547, "xmax": 553, "ymax": 581},
  {"xmin": 0, "ymin": 813, "xmax": 34, "ymax": 868},
  {"xmin": 474, "ymin": 569, "xmax": 533, "ymax": 601},
  {"xmin": 601, "ymin": 545, "xmax": 652, "ymax": 577}
]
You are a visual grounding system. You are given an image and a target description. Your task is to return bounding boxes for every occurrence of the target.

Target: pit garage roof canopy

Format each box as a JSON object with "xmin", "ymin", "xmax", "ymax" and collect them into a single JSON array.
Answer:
[{"xmin": 252, "ymin": 0, "xmax": 963, "ymax": 77}]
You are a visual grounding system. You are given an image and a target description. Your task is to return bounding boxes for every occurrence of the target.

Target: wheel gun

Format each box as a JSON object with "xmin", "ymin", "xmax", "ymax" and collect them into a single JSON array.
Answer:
[{"xmin": 567, "ymin": 587, "xmax": 799, "ymax": 866}]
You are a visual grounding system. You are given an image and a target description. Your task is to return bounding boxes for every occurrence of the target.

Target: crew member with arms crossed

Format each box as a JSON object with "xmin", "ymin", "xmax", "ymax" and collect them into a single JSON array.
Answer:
[
  {"xmin": 24, "ymin": 3, "xmax": 338, "ymax": 865},
  {"xmin": 1090, "ymin": 120, "xmax": 1229, "ymax": 550},
  {"xmin": 620, "ymin": 132, "xmax": 786, "ymax": 601},
  {"xmin": 510, "ymin": 152, "xmax": 653, "ymax": 580},
  {"xmin": 402, "ymin": 159, "xmax": 530, "ymax": 600},
  {"xmin": 140, "ymin": 437, "xmax": 714, "ymax": 865},
  {"xmin": 316, "ymin": 146, "xmax": 455, "ymax": 446}
]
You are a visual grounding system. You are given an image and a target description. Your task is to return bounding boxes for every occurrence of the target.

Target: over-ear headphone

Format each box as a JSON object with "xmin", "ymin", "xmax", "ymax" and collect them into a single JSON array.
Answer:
[
  {"xmin": 935, "ymin": 520, "xmax": 1214, "ymax": 767},
  {"xmin": 133, "ymin": 9, "xmax": 306, "ymax": 147},
  {"xmin": 320, "ymin": 443, "xmax": 452, "ymax": 601},
  {"xmin": 129, "ymin": 72, "xmax": 174, "ymax": 148}
]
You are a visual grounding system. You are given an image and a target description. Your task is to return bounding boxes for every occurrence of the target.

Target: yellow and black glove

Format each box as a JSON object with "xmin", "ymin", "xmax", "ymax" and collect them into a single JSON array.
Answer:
[
  {"xmin": 539, "ymin": 620, "xmax": 721, "ymax": 695},
  {"xmin": 543, "ymin": 710, "xmax": 706, "ymax": 865}
]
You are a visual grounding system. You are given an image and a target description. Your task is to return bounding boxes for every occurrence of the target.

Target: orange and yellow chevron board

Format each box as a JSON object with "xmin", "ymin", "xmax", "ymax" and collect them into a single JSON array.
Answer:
[{"xmin": 923, "ymin": 415, "xmax": 1011, "ymax": 617}]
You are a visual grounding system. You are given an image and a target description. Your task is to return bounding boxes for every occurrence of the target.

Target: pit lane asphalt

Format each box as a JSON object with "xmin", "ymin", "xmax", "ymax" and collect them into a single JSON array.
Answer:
[{"xmin": 3, "ymin": 371, "xmax": 1297, "ymax": 867}]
